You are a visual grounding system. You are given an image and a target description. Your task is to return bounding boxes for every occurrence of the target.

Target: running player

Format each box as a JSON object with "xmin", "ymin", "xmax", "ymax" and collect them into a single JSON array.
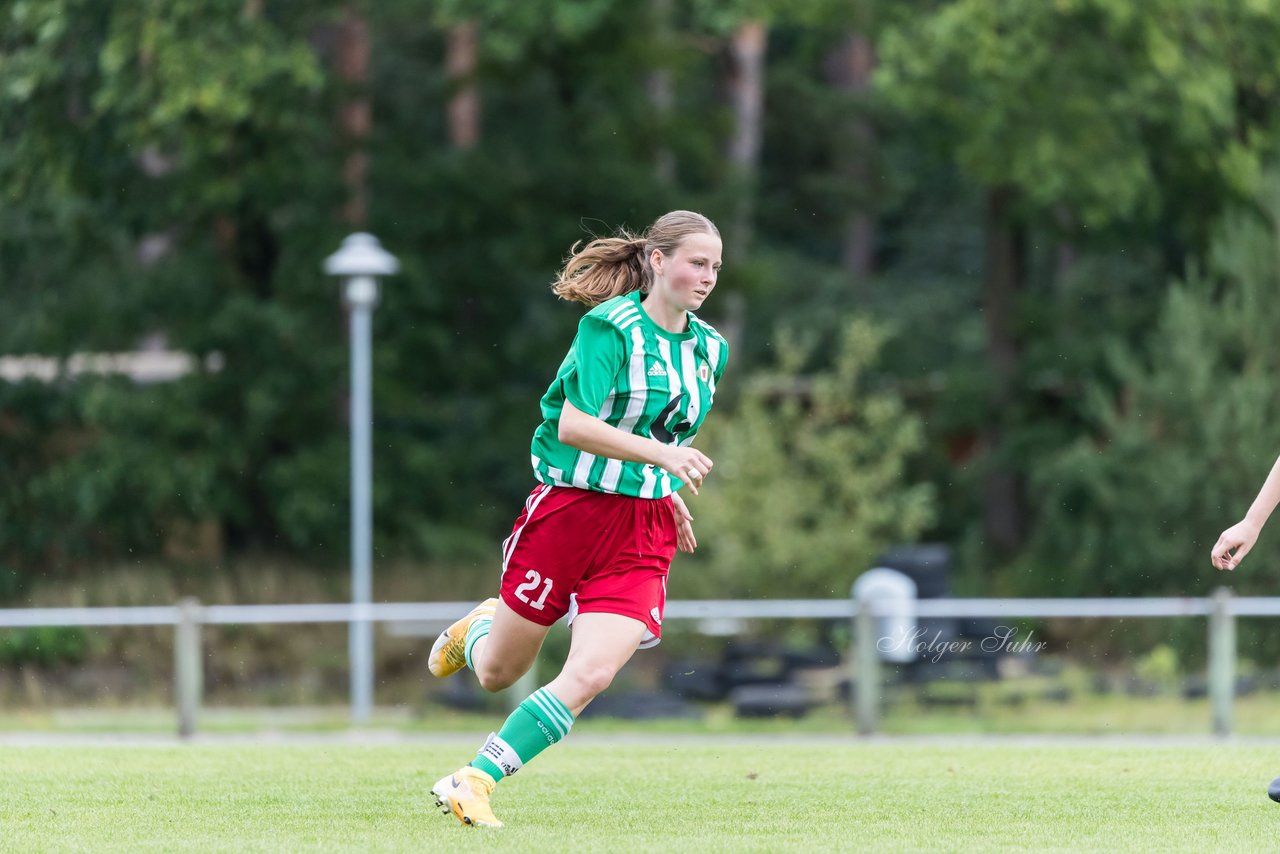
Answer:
[{"xmin": 427, "ymin": 210, "xmax": 729, "ymax": 827}]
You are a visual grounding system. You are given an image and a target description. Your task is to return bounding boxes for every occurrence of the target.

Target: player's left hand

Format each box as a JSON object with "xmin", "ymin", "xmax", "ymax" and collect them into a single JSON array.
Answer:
[
  {"xmin": 1211, "ymin": 519, "xmax": 1260, "ymax": 570},
  {"xmin": 672, "ymin": 491, "xmax": 697, "ymax": 554}
]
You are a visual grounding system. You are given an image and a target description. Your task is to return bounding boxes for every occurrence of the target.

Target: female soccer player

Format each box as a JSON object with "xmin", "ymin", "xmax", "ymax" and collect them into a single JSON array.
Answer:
[
  {"xmin": 427, "ymin": 210, "xmax": 729, "ymax": 827},
  {"xmin": 1210, "ymin": 454, "xmax": 1280, "ymax": 570}
]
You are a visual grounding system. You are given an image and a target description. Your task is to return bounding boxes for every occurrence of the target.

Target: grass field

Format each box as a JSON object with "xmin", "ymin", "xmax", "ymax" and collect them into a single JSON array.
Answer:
[
  {"xmin": 8, "ymin": 684, "xmax": 1280, "ymax": 737},
  {"xmin": 1, "ymin": 739, "xmax": 1277, "ymax": 851}
]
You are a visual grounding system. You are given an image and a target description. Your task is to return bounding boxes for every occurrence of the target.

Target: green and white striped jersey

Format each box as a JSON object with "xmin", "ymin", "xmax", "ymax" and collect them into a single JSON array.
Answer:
[{"xmin": 530, "ymin": 290, "xmax": 729, "ymax": 498}]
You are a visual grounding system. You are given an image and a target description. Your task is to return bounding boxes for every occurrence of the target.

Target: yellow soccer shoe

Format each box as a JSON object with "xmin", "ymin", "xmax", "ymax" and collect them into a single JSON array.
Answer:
[
  {"xmin": 431, "ymin": 766, "xmax": 503, "ymax": 828},
  {"xmin": 427, "ymin": 598, "xmax": 498, "ymax": 678}
]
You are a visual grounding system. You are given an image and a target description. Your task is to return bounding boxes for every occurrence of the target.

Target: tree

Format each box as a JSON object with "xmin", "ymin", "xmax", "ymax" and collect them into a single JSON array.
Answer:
[
  {"xmin": 878, "ymin": 0, "xmax": 1280, "ymax": 556},
  {"xmin": 1023, "ymin": 170, "xmax": 1280, "ymax": 597},
  {"xmin": 1, "ymin": 2, "xmax": 344, "ymax": 562},
  {"xmin": 671, "ymin": 317, "xmax": 936, "ymax": 598}
]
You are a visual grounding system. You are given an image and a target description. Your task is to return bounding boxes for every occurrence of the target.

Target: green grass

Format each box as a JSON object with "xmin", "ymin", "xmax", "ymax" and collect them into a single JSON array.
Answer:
[
  {"xmin": 876, "ymin": 690, "xmax": 1280, "ymax": 736},
  {"xmin": 7, "ymin": 684, "xmax": 1280, "ymax": 738},
  {"xmin": 1, "ymin": 741, "xmax": 1277, "ymax": 851}
]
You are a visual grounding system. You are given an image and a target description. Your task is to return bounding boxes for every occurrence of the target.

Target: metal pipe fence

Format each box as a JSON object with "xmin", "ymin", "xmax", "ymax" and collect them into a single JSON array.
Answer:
[{"xmin": 0, "ymin": 588, "xmax": 1266, "ymax": 737}]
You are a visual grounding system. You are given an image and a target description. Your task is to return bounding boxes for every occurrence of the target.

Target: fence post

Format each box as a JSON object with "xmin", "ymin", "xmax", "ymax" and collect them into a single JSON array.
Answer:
[
  {"xmin": 855, "ymin": 595, "xmax": 879, "ymax": 735},
  {"xmin": 1208, "ymin": 587, "xmax": 1235, "ymax": 737},
  {"xmin": 175, "ymin": 597, "xmax": 204, "ymax": 739}
]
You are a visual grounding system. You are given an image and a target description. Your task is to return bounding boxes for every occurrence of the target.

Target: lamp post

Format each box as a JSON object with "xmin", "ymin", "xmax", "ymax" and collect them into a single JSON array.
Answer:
[{"xmin": 324, "ymin": 233, "xmax": 399, "ymax": 723}]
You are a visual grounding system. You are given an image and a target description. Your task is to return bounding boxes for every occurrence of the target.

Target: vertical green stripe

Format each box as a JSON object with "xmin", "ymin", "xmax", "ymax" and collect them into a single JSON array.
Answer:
[
  {"xmin": 528, "ymin": 694, "xmax": 568, "ymax": 737},
  {"xmin": 532, "ymin": 689, "xmax": 575, "ymax": 730}
]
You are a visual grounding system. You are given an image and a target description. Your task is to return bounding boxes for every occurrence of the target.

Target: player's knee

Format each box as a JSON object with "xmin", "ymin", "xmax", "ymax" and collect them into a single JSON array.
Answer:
[
  {"xmin": 563, "ymin": 661, "xmax": 616, "ymax": 699},
  {"xmin": 476, "ymin": 671, "xmax": 508, "ymax": 693},
  {"xmin": 475, "ymin": 662, "xmax": 518, "ymax": 693}
]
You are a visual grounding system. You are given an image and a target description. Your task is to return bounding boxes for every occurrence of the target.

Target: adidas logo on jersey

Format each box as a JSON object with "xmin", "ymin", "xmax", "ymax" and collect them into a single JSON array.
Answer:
[{"xmin": 647, "ymin": 362, "xmax": 667, "ymax": 377}]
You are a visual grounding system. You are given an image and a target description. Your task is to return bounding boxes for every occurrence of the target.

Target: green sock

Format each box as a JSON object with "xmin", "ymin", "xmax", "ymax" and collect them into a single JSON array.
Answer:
[
  {"xmin": 470, "ymin": 687, "xmax": 575, "ymax": 783},
  {"xmin": 464, "ymin": 613, "xmax": 492, "ymax": 671}
]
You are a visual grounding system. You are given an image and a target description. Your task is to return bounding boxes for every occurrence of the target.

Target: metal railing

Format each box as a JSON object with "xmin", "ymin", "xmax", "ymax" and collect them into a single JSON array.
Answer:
[{"xmin": 0, "ymin": 588, "xmax": 1265, "ymax": 737}]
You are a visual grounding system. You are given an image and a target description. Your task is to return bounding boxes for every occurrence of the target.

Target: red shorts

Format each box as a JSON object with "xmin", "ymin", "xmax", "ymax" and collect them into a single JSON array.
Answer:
[{"xmin": 499, "ymin": 484, "xmax": 677, "ymax": 647}]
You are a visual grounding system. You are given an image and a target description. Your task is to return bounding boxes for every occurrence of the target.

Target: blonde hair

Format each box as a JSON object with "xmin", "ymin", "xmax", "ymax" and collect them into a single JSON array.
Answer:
[{"xmin": 552, "ymin": 210, "xmax": 720, "ymax": 307}]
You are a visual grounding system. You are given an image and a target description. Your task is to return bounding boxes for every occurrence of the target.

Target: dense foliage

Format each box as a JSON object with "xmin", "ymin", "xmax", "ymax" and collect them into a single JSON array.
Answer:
[
  {"xmin": 672, "ymin": 318, "xmax": 936, "ymax": 598},
  {"xmin": 4, "ymin": 0, "xmax": 1280, "ymax": 600},
  {"xmin": 1022, "ymin": 172, "xmax": 1280, "ymax": 598}
]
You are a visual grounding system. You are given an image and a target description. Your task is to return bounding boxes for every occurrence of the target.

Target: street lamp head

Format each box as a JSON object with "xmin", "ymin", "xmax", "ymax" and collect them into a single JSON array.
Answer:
[{"xmin": 324, "ymin": 233, "xmax": 400, "ymax": 278}]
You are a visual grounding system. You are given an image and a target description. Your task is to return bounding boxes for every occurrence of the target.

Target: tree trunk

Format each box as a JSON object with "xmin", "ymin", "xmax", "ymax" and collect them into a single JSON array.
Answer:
[
  {"xmin": 727, "ymin": 20, "xmax": 767, "ymax": 260},
  {"xmin": 718, "ymin": 20, "xmax": 767, "ymax": 359},
  {"xmin": 647, "ymin": 0, "xmax": 674, "ymax": 183},
  {"xmin": 446, "ymin": 20, "xmax": 480, "ymax": 150},
  {"xmin": 826, "ymin": 26, "xmax": 877, "ymax": 279},
  {"xmin": 983, "ymin": 185, "xmax": 1027, "ymax": 554},
  {"xmin": 336, "ymin": 4, "xmax": 371, "ymax": 227}
]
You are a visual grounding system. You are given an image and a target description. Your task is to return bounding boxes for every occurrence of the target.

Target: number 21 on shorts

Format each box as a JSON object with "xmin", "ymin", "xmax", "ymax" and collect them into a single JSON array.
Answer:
[{"xmin": 514, "ymin": 570, "xmax": 553, "ymax": 610}]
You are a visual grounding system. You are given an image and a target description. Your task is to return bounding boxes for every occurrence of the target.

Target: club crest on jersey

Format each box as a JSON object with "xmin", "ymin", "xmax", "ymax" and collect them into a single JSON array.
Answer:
[
  {"xmin": 699, "ymin": 360, "xmax": 710, "ymax": 382},
  {"xmin": 647, "ymin": 361, "xmax": 667, "ymax": 378}
]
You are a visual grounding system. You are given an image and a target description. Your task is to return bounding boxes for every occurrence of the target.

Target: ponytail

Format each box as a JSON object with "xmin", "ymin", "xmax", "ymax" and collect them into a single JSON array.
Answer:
[{"xmin": 551, "ymin": 233, "xmax": 649, "ymax": 307}]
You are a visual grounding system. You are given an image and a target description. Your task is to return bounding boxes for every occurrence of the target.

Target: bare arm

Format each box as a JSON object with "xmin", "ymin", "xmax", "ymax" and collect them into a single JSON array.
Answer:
[
  {"xmin": 558, "ymin": 399, "xmax": 714, "ymax": 494},
  {"xmin": 1211, "ymin": 454, "xmax": 1280, "ymax": 570}
]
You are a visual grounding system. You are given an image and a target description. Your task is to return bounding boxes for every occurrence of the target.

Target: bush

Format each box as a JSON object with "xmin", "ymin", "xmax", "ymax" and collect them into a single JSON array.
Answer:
[
  {"xmin": 672, "ymin": 316, "xmax": 937, "ymax": 599},
  {"xmin": 0, "ymin": 627, "xmax": 89, "ymax": 668}
]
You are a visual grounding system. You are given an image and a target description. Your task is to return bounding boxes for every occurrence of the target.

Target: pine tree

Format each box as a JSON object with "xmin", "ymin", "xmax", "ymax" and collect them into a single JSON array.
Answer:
[
  {"xmin": 1025, "ymin": 171, "xmax": 1280, "ymax": 597},
  {"xmin": 672, "ymin": 317, "xmax": 936, "ymax": 598}
]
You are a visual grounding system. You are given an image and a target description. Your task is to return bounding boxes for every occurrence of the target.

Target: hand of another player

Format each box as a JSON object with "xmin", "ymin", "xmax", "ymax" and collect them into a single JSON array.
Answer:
[
  {"xmin": 659, "ymin": 447, "xmax": 713, "ymax": 496},
  {"xmin": 1211, "ymin": 520, "xmax": 1260, "ymax": 571},
  {"xmin": 671, "ymin": 491, "xmax": 697, "ymax": 554}
]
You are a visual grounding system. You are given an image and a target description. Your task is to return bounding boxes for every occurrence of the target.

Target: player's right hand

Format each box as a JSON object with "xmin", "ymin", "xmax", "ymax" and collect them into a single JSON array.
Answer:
[
  {"xmin": 660, "ymin": 447, "xmax": 714, "ymax": 496},
  {"xmin": 671, "ymin": 491, "xmax": 697, "ymax": 553},
  {"xmin": 1211, "ymin": 520, "xmax": 1260, "ymax": 571}
]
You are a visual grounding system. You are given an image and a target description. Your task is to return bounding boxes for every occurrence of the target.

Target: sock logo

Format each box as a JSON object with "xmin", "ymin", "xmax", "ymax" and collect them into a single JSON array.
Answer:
[{"xmin": 480, "ymin": 732, "xmax": 524, "ymax": 777}]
